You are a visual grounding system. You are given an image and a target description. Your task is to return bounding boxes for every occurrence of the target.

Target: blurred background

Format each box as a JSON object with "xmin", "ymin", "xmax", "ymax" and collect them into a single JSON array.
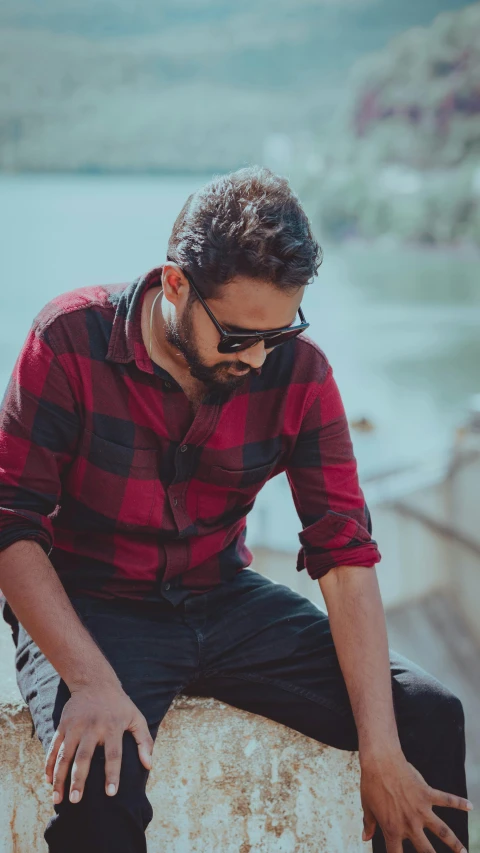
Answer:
[{"xmin": 1, "ymin": 0, "xmax": 480, "ymax": 842}]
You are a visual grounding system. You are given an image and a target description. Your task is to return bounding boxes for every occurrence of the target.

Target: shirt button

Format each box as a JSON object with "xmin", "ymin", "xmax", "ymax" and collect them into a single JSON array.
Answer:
[
  {"xmin": 164, "ymin": 582, "xmax": 171, "ymax": 591},
  {"xmin": 180, "ymin": 444, "xmax": 188, "ymax": 452},
  {"xmin": 173, "ymin": 498, "xmax": 178, "ymax": 507},
  {"xmin": 164, "ymin": 381, "xmax": 171, "ymax": 389}
]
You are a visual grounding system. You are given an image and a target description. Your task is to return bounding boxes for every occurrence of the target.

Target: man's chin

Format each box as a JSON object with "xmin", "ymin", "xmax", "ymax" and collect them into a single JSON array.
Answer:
[
  {"xmin": 213, "ymin": 374, "xmax": 248, "ymax": 391},
  {"xmin": 187, "ymin": 360, "xmax": 252, "ymax": 394},
  {"xmin": 204, "ymin": 371, "xmax": 250, "ymax": 394}
]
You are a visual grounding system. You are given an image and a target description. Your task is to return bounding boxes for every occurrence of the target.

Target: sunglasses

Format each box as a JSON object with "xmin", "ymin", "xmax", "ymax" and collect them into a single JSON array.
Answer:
[{"xmin": 167, "ymin": 259, "xmax": 310, "ymax": 354}]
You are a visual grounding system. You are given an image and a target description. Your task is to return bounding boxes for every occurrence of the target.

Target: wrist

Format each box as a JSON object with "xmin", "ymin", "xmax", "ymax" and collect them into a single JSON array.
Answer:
[
  {"xmin": 68, "ymin": 664, "xmax": 122, "ymax": 694},
  {"xmin": 359, "ymin": 739, "xmax": 404, "ymax": 767}
]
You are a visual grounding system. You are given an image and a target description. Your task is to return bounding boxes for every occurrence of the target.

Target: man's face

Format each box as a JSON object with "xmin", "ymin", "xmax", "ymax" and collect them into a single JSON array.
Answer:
[{"xmin": 161, "ymin": 264, "xmax": 305, "ymax": 395}]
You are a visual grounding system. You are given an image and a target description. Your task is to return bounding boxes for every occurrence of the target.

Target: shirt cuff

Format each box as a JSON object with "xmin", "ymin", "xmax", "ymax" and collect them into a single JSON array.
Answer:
[
  {"xmin": 0, "ymin": 509, "xmax": 53, "ymax": 556},
  {"xmin": 296, "ymin": 510, "xmax": 382, "ymax": 580}
]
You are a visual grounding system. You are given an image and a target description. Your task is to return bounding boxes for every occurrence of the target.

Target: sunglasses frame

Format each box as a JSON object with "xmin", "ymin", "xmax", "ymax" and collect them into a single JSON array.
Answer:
[{"xmin": 167, "ymin": 260, "xmax": 310, "ymax": 353}]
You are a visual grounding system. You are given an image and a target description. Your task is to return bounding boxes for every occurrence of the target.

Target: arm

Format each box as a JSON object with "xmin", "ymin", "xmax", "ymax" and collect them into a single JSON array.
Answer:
[
  {"xmin": 285, "ymin": 354, "xmax": 381, "ymax": 582},
  {"xmin": 320, "ymin": 565, "xmax": 471, "ymax": 852},
  {"xmin": 0, "ymin": 540, "xmax": 153, "ymax": 804},
  {"xmin": 318, "ymin": 564, "xmax": 401, "ymax": 763},
  {"xmin": 286, "ymin": 353, "xmax": 470, "ymax": 851},
  {"xmin": 0, "ymin": 539, "xmax": 123, "ymax": 693},
  {"xmin": 0, "ymin": 320, "xmax": 153, "ymax": 805}
]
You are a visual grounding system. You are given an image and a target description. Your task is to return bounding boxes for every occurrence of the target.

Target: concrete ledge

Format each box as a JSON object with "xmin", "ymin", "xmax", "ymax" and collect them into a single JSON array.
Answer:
[{"xmin": 0, "ymin": 695, "xmax": 371, "ymax": 852}]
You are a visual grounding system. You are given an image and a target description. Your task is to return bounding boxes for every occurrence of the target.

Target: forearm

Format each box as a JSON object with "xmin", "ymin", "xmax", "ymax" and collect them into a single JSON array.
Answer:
[
  {"xmin": 0, "ymin": 540, "xmax": 121, "ymax": 692},
  {"xmin": 319, "ymin": 565, "xmax": 402, "ymax": 763}
]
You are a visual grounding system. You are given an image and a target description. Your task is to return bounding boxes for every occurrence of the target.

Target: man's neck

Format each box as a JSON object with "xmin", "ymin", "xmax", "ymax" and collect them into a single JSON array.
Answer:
[{"xmin": 140, "ymin": 287, "xmax": 207, "ymax": 405}]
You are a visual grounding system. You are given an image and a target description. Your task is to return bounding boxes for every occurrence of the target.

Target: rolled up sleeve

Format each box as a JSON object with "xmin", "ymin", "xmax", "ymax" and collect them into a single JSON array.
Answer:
[
  {"xmin": 286, "ymin": 358, "xmax": 381, "ymax": 580},
  {"xmin": 0, "ymin": 323, "xmax": 80, "ymax": 556}
]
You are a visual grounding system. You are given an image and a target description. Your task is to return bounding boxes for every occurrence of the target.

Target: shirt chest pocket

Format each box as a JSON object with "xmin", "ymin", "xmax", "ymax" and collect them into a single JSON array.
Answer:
[
  {"xmin": 67, "ymin": 431, "xmax": 158, "ymax": 529},
  {"xmin": 196, "ymin": 455, "xmax": 280, "ymax": 526}
]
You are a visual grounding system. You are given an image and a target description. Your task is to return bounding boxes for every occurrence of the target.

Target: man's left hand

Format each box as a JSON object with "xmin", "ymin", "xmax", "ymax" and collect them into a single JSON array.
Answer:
[{"xmin": 360, "ymin": 751, "xmax": 471, "ymax": 852}]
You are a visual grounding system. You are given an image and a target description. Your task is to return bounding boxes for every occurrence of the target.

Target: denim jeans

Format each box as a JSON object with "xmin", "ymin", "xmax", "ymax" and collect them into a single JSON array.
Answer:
[{"xmin": 7, "ymin": 569, "xmax": 468, "ymax": 852}]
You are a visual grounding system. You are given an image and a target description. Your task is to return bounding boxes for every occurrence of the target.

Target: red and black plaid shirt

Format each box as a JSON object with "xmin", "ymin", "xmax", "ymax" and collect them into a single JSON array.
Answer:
[{"xmin": 0, "ymin": 267, "xmax": 381, "ymax": 605}]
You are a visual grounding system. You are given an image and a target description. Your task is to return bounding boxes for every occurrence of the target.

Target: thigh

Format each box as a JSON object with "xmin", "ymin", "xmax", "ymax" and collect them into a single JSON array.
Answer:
[
  {"xmin": 14, "ymin": 595, "xmax": 199, "ymax": 754},
  {"xmin": 187, "ymin": 571, "xmax": 356, "ymax": 746},
  {"xmin": 190, "ymin": 571, "xmax": 457, "ymax": 753}
]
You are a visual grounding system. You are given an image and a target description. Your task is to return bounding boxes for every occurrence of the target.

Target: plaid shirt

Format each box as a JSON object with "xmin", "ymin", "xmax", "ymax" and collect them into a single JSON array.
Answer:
[{"xmin": 0, "ymin": 267, "xmax": 381, "ymax": 605}]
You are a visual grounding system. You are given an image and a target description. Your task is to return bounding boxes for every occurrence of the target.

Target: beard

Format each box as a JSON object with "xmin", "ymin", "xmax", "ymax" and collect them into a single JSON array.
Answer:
[{"xmin": 164, "ymin": 301, "xmax": 254, "ymax": 396}]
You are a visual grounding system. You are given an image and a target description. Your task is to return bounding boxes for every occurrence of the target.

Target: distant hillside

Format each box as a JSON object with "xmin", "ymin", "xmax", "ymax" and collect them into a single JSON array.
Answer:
[
  {"xmin": 0, "ymin": 0, "xmax": 467, "ymax": 173},
  {"xmin": 305, "ymin": 3, "xmax": 480, "ymax": 246}
]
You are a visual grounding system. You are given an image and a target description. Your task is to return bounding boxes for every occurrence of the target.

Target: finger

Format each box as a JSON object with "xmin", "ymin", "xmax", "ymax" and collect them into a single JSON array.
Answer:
[
  {"xmin": 429, "ymin": 788, "xmax": 473, "ymax": 812},
  {"xmin": 69, "ymin": 739, "xmax": 97, "ymax": 804},
  {"xmin": 428, "ymin": 816, "xmax": 468, "ymax": 853},
  {"xmin": 384, "ymin": 838, "xmax": 403, "ymax": 853},
  {"xmin": 104, "ymin": 735, "xmax": 123, "ymax": 797},
  {"xmin": 410, "ymin": 831, "xmax": 436, "ymax": 853},
  {"xmin": 128, "ymin": 713, "xmax": 154, "ymax": 770},
  {"xmin": 362, "ymin": 808, "xmax": 377, "ymax": 841},
  {"xmin": 362, "ymin": 826, "xmax": 377, "ymax": 842},
  {"xmin": 52, "ymin": 738, "xmax": 78, "ymax": 805},
  {"xmin": 45, "ymin": 729, "xmax": 64, "ymax": 784}
]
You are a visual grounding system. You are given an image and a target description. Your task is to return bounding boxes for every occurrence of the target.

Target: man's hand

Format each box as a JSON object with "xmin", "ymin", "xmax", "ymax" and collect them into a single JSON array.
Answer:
[
  {"xmin": 360, "ymin": 751, "xmax": 472, "ymax": 852},
  {"xmin": 44, "ymin": 682, "xmax": 154, "ymax": 805},
  {"xmin": 0, "ymin": 542, "xmax": 155, "ymax": 805}
]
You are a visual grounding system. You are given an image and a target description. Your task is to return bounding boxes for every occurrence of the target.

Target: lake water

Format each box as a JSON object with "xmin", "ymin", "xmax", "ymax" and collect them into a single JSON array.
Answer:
[{"xmin": 1, "ymin": 174, "xmax": 479, "ymax": 550}]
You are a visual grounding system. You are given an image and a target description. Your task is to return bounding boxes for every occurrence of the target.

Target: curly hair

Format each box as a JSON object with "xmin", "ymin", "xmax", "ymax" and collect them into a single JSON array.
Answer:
[{"xmin": 167, "ymin": 166, "xmax": 323, "ymax": 300}]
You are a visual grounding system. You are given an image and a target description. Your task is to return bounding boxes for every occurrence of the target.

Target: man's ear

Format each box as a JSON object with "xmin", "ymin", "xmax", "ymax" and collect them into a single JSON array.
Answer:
[{"xmin": 161, "ymin": 263, "xmax": 190, "ymax": 305}]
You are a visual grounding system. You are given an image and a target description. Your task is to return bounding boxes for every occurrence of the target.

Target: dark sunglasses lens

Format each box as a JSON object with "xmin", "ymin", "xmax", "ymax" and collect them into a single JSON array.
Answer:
[
  {"xmin": 218, "ymin": 326, "xmax": 305, "ymax": 354},
  {"xmin": 218, "ymin": 336, "xmax": 260, "ymax": 354},
  {"xmin": 263, "ymin": 328, "xmax": 304, "ymax": 349}
]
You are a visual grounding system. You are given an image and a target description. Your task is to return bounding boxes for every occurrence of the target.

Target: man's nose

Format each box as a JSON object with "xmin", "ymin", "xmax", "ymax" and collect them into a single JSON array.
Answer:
[{"xmin": 237, "ymin": 339, "xmax": 267, "ymax": 369}]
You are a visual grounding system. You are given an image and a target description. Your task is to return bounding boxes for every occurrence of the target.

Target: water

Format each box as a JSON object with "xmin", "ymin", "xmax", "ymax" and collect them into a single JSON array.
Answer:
[{"xmin": 1, "ymin": 174, "xmax": 479, "ymax": 550}]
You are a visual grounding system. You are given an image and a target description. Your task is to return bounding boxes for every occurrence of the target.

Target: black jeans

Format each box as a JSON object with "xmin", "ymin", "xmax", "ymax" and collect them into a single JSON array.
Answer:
[{"xmin": 7, "ymin": 569, "xmax": 468, "ymax": 852}]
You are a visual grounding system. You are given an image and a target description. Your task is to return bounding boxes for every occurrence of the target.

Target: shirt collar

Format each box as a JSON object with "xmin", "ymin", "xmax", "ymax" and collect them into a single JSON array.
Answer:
[{"xmin": 106, "ymin": 266, "xmax": 167, "ymax": 377}]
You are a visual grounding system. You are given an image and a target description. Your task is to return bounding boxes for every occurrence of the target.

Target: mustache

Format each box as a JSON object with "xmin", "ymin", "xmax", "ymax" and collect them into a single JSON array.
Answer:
[{"xmin": 217, "ymin": 362, "xmax": 250, "ymax": 372}]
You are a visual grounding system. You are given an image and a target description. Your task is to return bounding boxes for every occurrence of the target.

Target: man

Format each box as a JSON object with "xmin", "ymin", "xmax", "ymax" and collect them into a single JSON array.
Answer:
[{"xmin": 0, "ymin": 167, "xmax": 471, "ymax": 853}]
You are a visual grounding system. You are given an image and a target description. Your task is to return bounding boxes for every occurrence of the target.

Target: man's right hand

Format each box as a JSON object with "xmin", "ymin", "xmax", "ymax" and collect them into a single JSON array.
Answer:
[
  {"xmin": 0, "ymin": 542, "xmax": 155, "ymax": 806},
  {"xmin": 44, "ymin": 681, "xmax": 154, "ymax": 804}
]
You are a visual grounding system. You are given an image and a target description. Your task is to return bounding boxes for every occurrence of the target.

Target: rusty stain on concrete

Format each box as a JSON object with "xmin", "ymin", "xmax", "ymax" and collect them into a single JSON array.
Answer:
[
  {"xmin": 0, "ymin": 695, "xmax": 372, "ymax": 852},
  {"xmin": 9, "ymin": 802, "xmax": 18, "ymax": 853}
]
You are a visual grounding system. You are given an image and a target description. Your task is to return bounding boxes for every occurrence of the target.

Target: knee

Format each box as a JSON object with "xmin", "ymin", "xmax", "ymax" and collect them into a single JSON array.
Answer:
[
  {"xmin": 408, "ymin": 688, "xmax": 466, "ymax": 760},
  {"xmin": 417, "ymin": 678, "xmax": 465, "ymax": 730},
  {"xmin": 393, "ymin": 664, "xmax": 465, "ymax": 743},
  {"xmin": 44, "ymin": 739, "xmax": 152, "ymax": 852},
  {"xmin": 411, "ymin": 688, "xmax": 466, "ymax": 774},
  {"xmin": 435, "ymin": 689, "xmax": 465, "ymax": 734}
]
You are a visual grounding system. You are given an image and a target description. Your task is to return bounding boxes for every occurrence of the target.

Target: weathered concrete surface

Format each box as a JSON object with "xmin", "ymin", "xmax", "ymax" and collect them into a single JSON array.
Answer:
[{"xmin": 0, "ymin": 694, "xmax": 371, "ymax": 853}]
